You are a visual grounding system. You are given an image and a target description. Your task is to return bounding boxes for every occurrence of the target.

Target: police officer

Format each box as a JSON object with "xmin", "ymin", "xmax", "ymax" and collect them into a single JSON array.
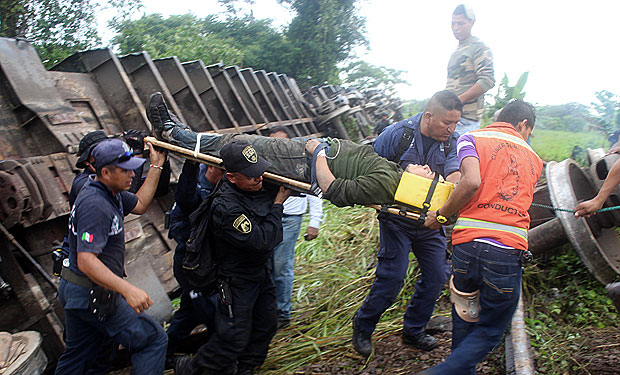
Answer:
[
  {"xmin": 352, "ymin": 90, "xmax": 463, "ymax": 357},
  {"xmin": 175, "ymin": 140, "xmax": 290, "ymax": 375},
  {"xmin": 55, "ymin": 139, "xmax": 168, "ymax": 375},
  {"xmin": 166, "ymin": 161, "xmax": 223, "ymax": 357}
]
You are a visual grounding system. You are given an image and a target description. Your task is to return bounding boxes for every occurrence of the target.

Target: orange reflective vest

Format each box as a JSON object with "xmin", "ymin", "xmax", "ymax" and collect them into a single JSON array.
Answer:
[{"xmin": 452, "ymin": 122, "xmax": 543, "ymax": 250}]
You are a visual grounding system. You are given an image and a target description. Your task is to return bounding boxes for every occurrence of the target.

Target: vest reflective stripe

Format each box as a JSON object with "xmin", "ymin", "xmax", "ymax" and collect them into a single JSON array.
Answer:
[
  {"xmin": 471, "ymin": 130, "xmax": 535, "ymax": 153},
  {"xmin": 454, "ymin": 217, "xmax": 528, "ymax": 241}
]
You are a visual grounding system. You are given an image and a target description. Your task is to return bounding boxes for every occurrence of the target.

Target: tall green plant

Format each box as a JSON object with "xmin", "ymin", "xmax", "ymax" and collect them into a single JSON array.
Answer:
[{"xmin": 482, "ymin": 71, "xmax": 528, "ymax": 126}]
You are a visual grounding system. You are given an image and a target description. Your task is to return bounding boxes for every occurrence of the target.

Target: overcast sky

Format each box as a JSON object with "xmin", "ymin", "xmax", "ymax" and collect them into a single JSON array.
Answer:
[{"xmin": 98, "ymin": 0, "xmax": 620, "ymax": 107}]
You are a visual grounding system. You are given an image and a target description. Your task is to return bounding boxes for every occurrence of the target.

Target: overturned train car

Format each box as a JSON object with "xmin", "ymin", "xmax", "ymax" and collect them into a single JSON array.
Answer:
[{"xmin": 0, "ymin": 36, "xmax": 401, "ymax": 371}]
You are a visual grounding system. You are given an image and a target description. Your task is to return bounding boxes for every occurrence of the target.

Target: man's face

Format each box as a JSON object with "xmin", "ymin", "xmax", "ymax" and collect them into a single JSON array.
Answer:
[
  {"xmin": 269, "ymin": 131, "xmax": 288, "ymax": 139},
  {"xmin": 228, "ymin": 172, "xmax": 263, "ymax": 192},
  {"xmin": 451, "ymin": 14, "xmax": 474, "ymax": 41},
  {"xmin": 424, "ymin": 109, "xmax": 461, "ymax": 142},
  {"xmin": 103, "ymin": 166, "xmax": 135, "ymax": 193}
]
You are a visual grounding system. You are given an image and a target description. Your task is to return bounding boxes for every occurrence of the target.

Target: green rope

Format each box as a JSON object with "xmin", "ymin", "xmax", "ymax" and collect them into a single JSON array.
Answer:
[{"xmin": 531, "ymin": 202, "xmax": 620, "ymax": 214}]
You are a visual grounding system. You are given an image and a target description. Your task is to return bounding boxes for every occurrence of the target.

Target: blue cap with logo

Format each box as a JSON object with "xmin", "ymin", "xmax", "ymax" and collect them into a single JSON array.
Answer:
[{"xmin": 92, "ymin": 138, "xmax": 146, "ymax": 171}]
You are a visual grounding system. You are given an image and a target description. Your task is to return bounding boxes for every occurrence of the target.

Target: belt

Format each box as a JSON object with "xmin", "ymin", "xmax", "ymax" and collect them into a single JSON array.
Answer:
[
  {"xmin": 282, "ymin": 213, "xmax": 303, "ymax": 217},
  {"xmin": 61, "ymin": 267, "xmax": 93, "ymax": 288}
]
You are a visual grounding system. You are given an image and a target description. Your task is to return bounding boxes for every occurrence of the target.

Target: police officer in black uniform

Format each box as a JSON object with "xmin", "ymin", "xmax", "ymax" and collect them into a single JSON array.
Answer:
[
  {"xmin": 176, "ymin": 141, "xmax": 290, "ymax": 375},
  {"xmin": 55, "ymin": 139, "xmax": 168, "ymax": 375},
  {"xmin": 166, "ymin": 162, "xmax": 223, "ymax": 358}
]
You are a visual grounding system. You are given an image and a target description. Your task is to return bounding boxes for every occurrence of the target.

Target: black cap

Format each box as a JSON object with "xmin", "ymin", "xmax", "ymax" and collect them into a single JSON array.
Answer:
[
  {"xmin": 76, "ymin": 130, "xmax": 108, "ymax": 168},
  {"xmin": 92, "ymin": 139, "xmax": 146, "ymax": 171},
  {"xmin": 220, "ymin": 141, "xmax": 270, "ymax": 178}
]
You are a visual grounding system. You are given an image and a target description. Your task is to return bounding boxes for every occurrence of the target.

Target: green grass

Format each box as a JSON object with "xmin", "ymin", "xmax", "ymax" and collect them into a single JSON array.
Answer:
[
  {"xmin": 530, "ymin": 129, "xmax": 609, "ymax": 162},
  {"xmin": 261, "ymin": 204, "xmax": 425, "ymax": 374}
]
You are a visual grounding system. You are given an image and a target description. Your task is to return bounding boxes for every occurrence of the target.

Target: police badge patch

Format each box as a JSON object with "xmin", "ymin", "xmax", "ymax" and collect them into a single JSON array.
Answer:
[
  {"xmin": 242, "ymin": 145, "xmax": 258, "ymax": 164},
  {"xmin": 233, "ymin": 214, "xmax": 252, "ymax": 233}
]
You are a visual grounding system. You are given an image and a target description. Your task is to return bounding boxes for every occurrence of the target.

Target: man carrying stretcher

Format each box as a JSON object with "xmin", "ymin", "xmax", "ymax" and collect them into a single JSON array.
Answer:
[{"xmin": 147, "ymin": 90, "xmax": 462, "ymax": 208}]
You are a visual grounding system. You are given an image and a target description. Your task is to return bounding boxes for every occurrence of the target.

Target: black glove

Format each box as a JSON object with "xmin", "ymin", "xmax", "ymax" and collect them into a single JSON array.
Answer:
[{"xmin": 123, "ymin": 129, "xmax": 146, "ymax": 154}]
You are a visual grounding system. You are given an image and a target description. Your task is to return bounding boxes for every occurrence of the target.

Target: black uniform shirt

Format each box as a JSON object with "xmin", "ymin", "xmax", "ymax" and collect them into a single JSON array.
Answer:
[{"xmin": 210, "ymin": 179, "xmax": 284, "ymax": 281}]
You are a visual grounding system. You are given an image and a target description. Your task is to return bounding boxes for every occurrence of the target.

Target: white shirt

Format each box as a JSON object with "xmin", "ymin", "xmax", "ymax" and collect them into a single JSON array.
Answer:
[{"xmin": 282, "ymin": 194, "xmax": 323, "ymax": 228}]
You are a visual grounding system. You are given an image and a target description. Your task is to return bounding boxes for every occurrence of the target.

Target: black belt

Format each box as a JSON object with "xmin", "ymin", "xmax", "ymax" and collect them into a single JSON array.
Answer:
[
  {"xmin": 60, "ymin": 267, "xmax": 93, "ymax": 288},
  {"xmin": 282, "ymin": 213, "xmax": 302, "ymax": 217}
]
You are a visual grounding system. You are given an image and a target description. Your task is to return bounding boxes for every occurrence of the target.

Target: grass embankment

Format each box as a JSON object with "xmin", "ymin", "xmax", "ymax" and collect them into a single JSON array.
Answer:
[
  {"xmin": 530, "ymin": 129, "xmax": 608, "ymax": 162},
  {"xmin": 261, "ymin": 205, "xmax": 427, "ymax": 373}
]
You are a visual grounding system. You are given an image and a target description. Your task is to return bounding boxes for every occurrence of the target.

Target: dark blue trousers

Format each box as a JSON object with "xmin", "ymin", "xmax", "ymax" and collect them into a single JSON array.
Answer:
[
  {"xmin": 425, "ymin": 241, "xmax": 522, "ymax": 375},
  {"xmin": 55, "ymin": 280, "xmax": 168, "ymax": 375},
  {"xmin": 355, "ymin": 219, "xmax": 450, "ymax": 336}
]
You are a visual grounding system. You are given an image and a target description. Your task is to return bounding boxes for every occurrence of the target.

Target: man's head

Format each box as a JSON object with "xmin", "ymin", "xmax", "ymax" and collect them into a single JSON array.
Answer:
[
  {"xmin": 451, "ymin": 4, "xmax": 475, "ymax": 42},
  {"xmin": 76, "ymin": 130, "xmax": 108, "ymax": 170},
  {"xmin": 220, "ymin": 141, "xmax": 271, "ymax": 192},
  {"xmin": 420, "ymin": 90, "xmax": 463, "ymax": 142},
  {"xmin": 268, "ymin": 126, "xmax": 293, "ymax": 139},
  {"xmin": 496, "ymin": 99, "xmax": 536, "ymax": 140},
  {"xmin": 202, "ymin": 164, "xmax": 225, "ymax": 186},
  {"xmin": 92, "ymin": 139, "xmax": 146, "ymax": 194}
]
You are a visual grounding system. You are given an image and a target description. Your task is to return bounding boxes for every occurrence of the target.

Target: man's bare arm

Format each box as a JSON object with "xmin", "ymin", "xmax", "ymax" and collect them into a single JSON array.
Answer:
[
  {"xmin": 458, "ymin": 83, "xmax": 485, "ymax": 104},
  {"xmin": 425, "ymin": 157, "xmax": 480, "ymax": 229},
  {"xmin": 132, "ymin": 142, "xmax": 167, "ymax": 214},
  {"xmin": 77, "ymin": 252, "xmax": 153, "ymax": 313}
]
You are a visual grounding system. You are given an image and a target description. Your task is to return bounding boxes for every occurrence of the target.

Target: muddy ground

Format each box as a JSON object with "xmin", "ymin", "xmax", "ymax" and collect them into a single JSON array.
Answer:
[{"xmin": 110, "ymin": 322, "xmax": 620, "ymax": 374}]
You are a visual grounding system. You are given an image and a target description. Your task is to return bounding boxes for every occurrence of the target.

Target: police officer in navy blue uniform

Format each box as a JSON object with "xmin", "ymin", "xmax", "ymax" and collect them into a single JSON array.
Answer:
[
  {"xmin": 176, "ymin": 141, "xmax": 290, "ymax": 375},
  {"xmin": 352, "ymin": 90, "xmax": 463, "ymax": 357},
  {"xmin": 55, "ymin": 139, "xmax": 168, "ymax": 375},
  {"xmin": 166, "ymin": 162, "xmax": 223, "ymax": 357}
]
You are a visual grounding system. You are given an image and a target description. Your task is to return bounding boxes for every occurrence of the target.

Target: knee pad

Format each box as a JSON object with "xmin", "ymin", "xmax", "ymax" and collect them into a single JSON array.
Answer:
[{"xmin": 449, "ymin": 275, "xmax": 480, "ymax": 322}]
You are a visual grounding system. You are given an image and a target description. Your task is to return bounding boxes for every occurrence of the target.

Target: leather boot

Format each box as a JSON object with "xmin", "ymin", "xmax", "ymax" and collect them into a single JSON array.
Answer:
[
  {"xmin": 402, "ymin": 331, "xmax": 438, "ymax": 351},
  {"xmin": 352, "ymin": 319, "xmax": 372, "ymax": 357}
]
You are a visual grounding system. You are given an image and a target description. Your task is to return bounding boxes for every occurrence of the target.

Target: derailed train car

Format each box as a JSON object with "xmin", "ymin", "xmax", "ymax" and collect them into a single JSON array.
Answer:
[{"xmin": 0, "ymin": 36, "xmax": 402, "ymax": 371}]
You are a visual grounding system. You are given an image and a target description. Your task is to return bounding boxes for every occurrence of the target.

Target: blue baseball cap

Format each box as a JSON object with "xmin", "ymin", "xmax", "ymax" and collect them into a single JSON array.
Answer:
[
  {"xmin": 92, "ymin": 139, "xmax": 146, "ymax": 171},
  {"xmin": 220, "ymin": 141, "xmax": 270, "ymax": 178}
]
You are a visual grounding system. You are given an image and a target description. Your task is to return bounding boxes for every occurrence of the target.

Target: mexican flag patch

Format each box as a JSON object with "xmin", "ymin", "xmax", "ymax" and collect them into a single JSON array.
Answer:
[{"xmin": 81, "ymin": 232, "xmax": 93, "ymax": 243}]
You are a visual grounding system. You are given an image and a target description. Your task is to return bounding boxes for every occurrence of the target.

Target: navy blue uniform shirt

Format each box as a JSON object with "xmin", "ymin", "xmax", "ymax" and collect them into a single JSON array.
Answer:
[
  {"xmin": 373, "ymin": 113, "xmax": 460, "ymax": 178},
  {"xmin": 67, "ymin": 180, "xmax": 137, "ymax": 278}
]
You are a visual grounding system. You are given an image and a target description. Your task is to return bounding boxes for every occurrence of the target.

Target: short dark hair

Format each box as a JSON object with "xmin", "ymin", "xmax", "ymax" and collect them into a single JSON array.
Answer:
[
  {"xmin": 426, "ymin": 90, "xmax": 463, "ymax": 114},
  {"xmin": 497, "ymin": 99, "xmax": 536, "ymax": 129},
  {"xmin": 95, "ymin": 164, "xmax": 117, "ymax": 177},
  {"xmin": 453, "ymin": 4, "xmax": 475, "ymax": 21},
  {"xmin": 268, "ymin": 125, "xmax": 293, "ymax": 138}
]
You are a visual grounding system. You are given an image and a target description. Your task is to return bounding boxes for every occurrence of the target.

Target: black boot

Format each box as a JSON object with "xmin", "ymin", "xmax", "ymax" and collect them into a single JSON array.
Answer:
[
  {"xmin": 174, "ymin": 355, "xmax": 196, "ymax": 375},
  {"xmin": 402, "ymin": 331, "xmax": 438, "ymax": 351},
  {"xmin": 147, "ymin": 92, "xmax": 189, "ymax": 139},
  {"xmin": 352, "ymin": 319, "xmax": 372, "ymax": 357}
]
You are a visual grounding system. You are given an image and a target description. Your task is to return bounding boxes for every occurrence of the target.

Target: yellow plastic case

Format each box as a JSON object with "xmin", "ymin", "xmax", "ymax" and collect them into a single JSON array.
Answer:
[{"xmin": 394, "ymin": 172, "xmax": 455, "ymax": 212}]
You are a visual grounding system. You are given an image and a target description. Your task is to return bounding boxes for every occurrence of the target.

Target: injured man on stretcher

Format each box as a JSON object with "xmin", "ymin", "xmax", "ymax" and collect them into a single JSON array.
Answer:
[{"xmin": 148, "ymin": 92, "xmax": 457, "ymax": 207}]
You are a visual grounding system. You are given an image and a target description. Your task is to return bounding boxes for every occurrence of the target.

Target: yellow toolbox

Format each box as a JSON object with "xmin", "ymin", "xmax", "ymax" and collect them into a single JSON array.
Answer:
[{"xmin": 394, "ymin": 171, "xmax": 455, "ymax": 212}]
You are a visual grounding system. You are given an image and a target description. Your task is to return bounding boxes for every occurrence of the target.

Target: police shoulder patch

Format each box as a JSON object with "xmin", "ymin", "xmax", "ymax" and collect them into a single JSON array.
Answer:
[{"xmin": 233, "ymin": 214, "xmax": 252, "ymax": 234}]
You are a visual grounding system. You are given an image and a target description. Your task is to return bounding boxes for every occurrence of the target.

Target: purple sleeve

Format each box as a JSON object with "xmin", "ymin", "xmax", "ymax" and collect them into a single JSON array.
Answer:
[{"xmin": 456, "ymin": 133, "xmax": 479, "ymax": 167}]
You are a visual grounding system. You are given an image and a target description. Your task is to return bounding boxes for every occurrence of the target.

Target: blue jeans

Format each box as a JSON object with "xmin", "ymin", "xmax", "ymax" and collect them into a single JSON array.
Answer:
[
  {"xmin": 55, "ymin": 280, "xmax": 168, "ymax": 375},
  {"xmin": 354, "ymin": 219, "xmax": 450, "ymax": 336},
  {"xmin": 270, "ymin": 214, "xmax": 303, "ymax": 321},
  {"xmin": 457, "ymin": 117, "xmax": 481, "ymax": 135},
  {"xmin": 425, "ymin": 241, "xmax": 522, "ymax": 375}
]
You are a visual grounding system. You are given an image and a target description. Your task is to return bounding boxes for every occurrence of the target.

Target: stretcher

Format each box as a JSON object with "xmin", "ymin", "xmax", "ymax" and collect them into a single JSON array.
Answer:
[{"xmin": 145, "ymin": 136, "xmax": 449, "ymax": 222}]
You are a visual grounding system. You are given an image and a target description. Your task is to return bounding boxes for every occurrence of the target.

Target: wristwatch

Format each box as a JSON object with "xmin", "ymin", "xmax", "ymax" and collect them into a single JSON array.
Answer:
[{"xmin": 436, "ymin": 210, "xmax": 448, "ymax": 224}]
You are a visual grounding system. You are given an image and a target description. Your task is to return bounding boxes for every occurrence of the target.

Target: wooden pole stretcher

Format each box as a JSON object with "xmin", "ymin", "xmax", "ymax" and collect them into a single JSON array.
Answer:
[
  {"xmin": 145, "ymin": 136, "xmax": 312, "ymax": 192},
  {"xmin": 145, "ymin": 136, "xmax": 423, "ymax": 221}
]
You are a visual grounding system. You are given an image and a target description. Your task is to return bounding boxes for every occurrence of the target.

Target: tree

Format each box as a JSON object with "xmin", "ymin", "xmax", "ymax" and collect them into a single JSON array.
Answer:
[
  {"xmin": 111, "ymin": 13, "xmax": 296, "ymax": 73},
  {"xmin": 341, "ymin": 61, "xmax": 409, "ymax": 95},
  {"xmin": 590, "ymin": 90, "xmax": 620, "ymax": 135},
  {"xmin": 281, "ymin": 0, "xmax": 368, "ymax": 85},
  {"xmin": 0, "ymin": 0, "xmax": 142, "ymax": 67},
  {"xmin": 536, "ymin": 103, "xmax": 595, "ymax": 132},
  {"xmin": 482, "ymin": 72, "xmax": 528, "ymax": 126},
  {"xmin": 112, "ymin": 14, "xmax": 245, "ymax": 66}
]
